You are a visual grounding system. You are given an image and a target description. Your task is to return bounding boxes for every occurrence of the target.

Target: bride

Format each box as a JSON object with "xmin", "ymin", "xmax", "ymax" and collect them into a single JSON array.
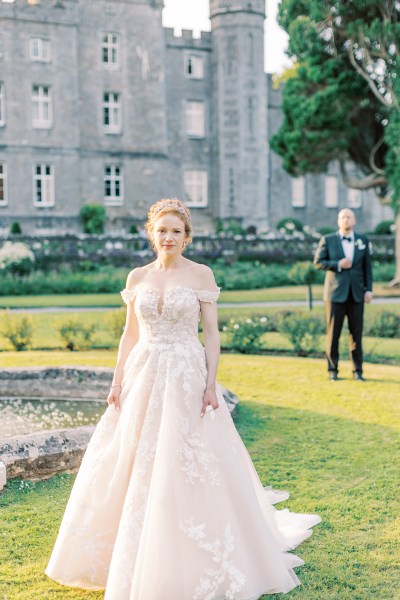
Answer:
[{"xmin": 45, "ymin": 198, "xmax": 321, "ymax": 599}]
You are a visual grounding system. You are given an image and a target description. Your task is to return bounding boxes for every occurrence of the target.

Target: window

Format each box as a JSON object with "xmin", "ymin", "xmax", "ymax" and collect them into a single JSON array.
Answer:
[
  {"xmin": 102, "ymin": 33, "xmax": 119, "ymax": 67},
  {"xmin": 30, "ymin": 38, "xmax": 51, "ymax": 62},
  {"xmin": 185, "ymin": 101, "xmax": 205, "ymax": 137},
  {"xmin": 291, "ymin": 177, "xmax": 306, "ymax": 207},
  {"xmin": 32, "ymin": 85, "xmax": 52, "ymax": 128},
  {"xmin": 0, "ymin": 163, "xmax": 7, "ymax": 206},
  {"xmin": 33, "ymin": 164, "xmax": 54, "ymax": 207},
  {"xmin": 0, "ymin": 82, "xmax": 5, "ymax": 126},
  {"xmin": 325, "ymin": 176, "xmax": 338, "ymax": 207},
  {"xmin": 184, "ymin": 170, "xmax": 208, "ymax": 207},
  {"xmin": 103, "ymin": 92, "xmax": 122, "ymax": 133},
  {"xmin": 348, "ymin": 188, "xmax": 362, "ymax": 208},
  {"xmin": 104, "ymin": 165, "xmax": 123, "ymax": 204},
  {"xmin": 246, "ymin": 33, "xmax": 254, "ymax": 65},
  {"xmin": 185, "ymin": 54, "xmax": 204, "ymax": 79}
]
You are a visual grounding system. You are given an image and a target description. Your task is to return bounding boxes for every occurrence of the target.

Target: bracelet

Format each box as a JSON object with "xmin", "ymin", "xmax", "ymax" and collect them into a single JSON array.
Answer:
[{"xmin": 110, "ymin": 384, "xmax": 122, "ymax": 390}]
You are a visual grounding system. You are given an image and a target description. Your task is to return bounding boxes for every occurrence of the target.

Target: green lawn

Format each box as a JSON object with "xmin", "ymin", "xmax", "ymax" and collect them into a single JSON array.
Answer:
[
  {"xmin": 0, "ymin": 355, "xmax": 399, "ymax": 599},
  {"xmin": 0, "ymin": 283, "xmax": 398, "ymax": 308}
]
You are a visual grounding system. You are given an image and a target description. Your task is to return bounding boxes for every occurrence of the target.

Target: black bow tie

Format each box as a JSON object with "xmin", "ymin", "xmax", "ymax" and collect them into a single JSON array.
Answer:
[{"xmin": 342, "ymin": 236, "xmax": 352, "ymax": 242}]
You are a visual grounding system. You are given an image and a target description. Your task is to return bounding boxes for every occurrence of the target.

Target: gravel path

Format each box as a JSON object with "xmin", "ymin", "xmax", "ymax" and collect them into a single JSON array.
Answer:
[{"xmin": 5, "ymin": 296, "xmax": 400, "ymax": 313}]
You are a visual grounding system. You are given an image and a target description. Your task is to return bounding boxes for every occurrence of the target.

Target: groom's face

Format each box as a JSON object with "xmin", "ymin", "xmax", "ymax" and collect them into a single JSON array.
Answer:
[{"xmin": 338, "ymin": 209, "xmax": 356, "ymax": 233}]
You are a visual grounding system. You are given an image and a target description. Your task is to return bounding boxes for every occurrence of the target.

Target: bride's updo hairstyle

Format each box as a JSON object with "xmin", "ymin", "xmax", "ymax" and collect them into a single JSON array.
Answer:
[{"xmin": 145, "ymin": 198, "xmax": 193, "ymax": 251}]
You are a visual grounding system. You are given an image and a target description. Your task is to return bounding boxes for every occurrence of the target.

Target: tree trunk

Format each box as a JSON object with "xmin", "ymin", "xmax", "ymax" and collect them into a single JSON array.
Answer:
[
  {"xmin": 389, "ymin": 210, "xmax": 400, "ymax": 287},
  {"xmin": 308, "ymin": 284, "xmax": 313, "ymax": 310}
]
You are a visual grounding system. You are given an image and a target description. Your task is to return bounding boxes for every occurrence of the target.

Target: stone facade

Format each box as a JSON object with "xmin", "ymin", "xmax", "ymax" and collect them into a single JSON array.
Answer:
[{"xmin": 0, "ymin": 0, "xmax": 392, "ymax": 236}]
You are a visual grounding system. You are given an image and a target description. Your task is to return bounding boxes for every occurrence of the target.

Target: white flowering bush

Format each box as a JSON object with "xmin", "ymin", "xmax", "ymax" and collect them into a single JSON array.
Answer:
[
  {"xmin": 0, "ymin": 242, "xmax": 35, "ymax": 277},
  {"xmin": 277, "ymin": 313, "xmax": 324, "ymax": 355},
  {"xmin": 225, "ymin": 317, "xmax": 269, "ymax": 354}
]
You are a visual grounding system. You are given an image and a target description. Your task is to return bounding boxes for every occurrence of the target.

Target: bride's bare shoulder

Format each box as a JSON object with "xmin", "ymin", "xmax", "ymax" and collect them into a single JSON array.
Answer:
[
  {"xmin": 125, "ymin": 264, "xmax": 153, "ymax": 289},
  {"xmin": 190, "ymin": 263, "xmax": 218, "ymax": 290}
]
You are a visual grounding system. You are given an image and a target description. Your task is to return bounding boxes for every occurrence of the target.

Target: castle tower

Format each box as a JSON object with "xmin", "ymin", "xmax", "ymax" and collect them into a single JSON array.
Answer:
[{"xmin": 210, "ymin": 0, "xmax": 268, "ymax": 229}]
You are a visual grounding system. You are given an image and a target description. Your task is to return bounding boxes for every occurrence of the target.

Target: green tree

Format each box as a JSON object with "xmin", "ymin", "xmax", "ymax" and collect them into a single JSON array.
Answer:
[{"xmin": 271, "ymin": 0, "xmax": 400, "ymax": 285}]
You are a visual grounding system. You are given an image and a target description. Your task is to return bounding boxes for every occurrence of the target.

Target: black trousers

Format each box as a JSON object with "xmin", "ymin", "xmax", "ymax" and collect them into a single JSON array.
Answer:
[{"xmin": 325, "ymin": 291, "xmax": 364, "ymax": 374}]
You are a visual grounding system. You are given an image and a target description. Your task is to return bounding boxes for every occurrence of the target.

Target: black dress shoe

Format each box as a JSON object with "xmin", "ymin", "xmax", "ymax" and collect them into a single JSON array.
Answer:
[
  {"xmin": 354, "ymin": 373, "xmax": 366, "ymax": 381},
  {"xmin": 329, "ymin": 372, "xmax": 338, "ymax": 381}
]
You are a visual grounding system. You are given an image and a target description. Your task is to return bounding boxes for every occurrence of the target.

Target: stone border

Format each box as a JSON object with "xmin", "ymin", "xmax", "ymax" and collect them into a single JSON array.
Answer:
[{"xmin": 0, "ymin": 368, "xmax": 239, "ymax": 488}]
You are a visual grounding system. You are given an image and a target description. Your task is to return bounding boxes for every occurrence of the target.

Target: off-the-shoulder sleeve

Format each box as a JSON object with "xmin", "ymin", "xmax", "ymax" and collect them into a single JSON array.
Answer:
[
  {"xmin": 120, "ymin": 288, "xmax": 136, "ymax": 304},
  {"xmin": 196, "ymin": 287, "xmax": 221, "ymax": 304}
]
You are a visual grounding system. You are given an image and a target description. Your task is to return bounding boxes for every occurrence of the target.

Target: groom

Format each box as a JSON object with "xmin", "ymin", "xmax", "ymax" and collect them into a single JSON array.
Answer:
[{"xmin": 314, "ymin": 208, "xmax": 373, "ymax": 381}]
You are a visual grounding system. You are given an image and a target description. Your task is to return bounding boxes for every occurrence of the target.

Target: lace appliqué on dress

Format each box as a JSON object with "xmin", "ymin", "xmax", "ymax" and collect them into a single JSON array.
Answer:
[
  {"xmin": 196, "ymin": 287, "xmax": 221, "ymax": 304},
  {"xmin": 120, "ymin": 288, "xmax": 136, "ymax": 304},
  {"xmin": 180, "ymin": 518, "xmax": 246, "ymax": 600}
]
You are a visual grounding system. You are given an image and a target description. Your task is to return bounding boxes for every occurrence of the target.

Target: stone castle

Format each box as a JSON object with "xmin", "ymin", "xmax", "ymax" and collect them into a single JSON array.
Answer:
[{"xmin": 0, "ymin": 0, "xmax": 392, "ymax": 234}]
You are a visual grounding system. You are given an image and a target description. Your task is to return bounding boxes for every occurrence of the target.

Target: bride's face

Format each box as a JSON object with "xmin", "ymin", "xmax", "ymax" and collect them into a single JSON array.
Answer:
[{"xmin": 152, "ymin": 213, "xmax": 188, "ymax": 256}]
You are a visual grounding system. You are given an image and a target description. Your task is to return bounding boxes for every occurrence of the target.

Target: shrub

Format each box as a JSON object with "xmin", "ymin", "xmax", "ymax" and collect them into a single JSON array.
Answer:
[
  {"xmin": 0, "ymin": 241, "xmax": 35, "ymax": 277},
  {"xmin": 57, "ymin": 318, "xmax": 98, "ymax": 351},
  {"xmin": 79, "ymin": 203, "xmax": 106, "ymax": 234},
  {"xmin": 367, "ymin": 311, "xmax": 400, "ymax": 338},
  {"xmin": 276, "ymin": 217, "xmax": 304, "ymax": 234},
  {"xmin": 129, "ymin": 224, "xmax": 139, "ymax": 234},
  {"xmin": 225, "ymin": 317, "xmax": 269, "ymax": 354},
  {"xmin": 278, "ymin": 313, "xmax": 324, "ymax": 355},
  {"xmin": 1, "ymin": 312, "xmax": 34, "ymax": 351},
  {"xmin": 374, "ymin": 220, "xmax": 395, "ymax": 235},
  {"xmin": 318, "ymin": 226, "xmax": 336, "ymax": 235},
  {"xmin": 10, "ymin": 221, "xmax": 22, "ymax": 235},
  {"xmin": 106, "ymin": 309, "xmax": 126, "ymax": 339}
]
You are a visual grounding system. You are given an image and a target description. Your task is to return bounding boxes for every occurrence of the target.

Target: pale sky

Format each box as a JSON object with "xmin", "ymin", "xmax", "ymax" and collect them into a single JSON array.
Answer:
[{"xmin": 162, "ymin": 0, "xmax": 290, "ymax": 74}]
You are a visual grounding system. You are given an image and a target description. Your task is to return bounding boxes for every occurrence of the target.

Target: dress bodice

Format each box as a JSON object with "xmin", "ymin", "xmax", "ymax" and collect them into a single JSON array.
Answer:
[{"xmin": 120, "ymin": 286, "xmax": 220, "ymax": 344}]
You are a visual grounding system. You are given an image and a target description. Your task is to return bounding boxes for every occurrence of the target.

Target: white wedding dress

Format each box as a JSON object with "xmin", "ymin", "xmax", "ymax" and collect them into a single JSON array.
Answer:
[{"xmin": 45, "ymin": 285, "xmax": 321, "ymax": 599}]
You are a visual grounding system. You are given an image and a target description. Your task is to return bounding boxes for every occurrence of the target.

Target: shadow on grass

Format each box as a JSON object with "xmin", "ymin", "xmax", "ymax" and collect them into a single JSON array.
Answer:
[{"xmin": 0, "ymin": 402, "xmax": 399, "ymax": 600}]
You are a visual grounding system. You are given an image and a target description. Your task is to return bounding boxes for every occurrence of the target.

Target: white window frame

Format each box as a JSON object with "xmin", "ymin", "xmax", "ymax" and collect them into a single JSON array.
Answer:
[
  {"xmin": 101, "ymin": 33, "xmax": 120, "ymax": 68},
  {"xmin": 185, "ymin": 101, "xmax": 205, "ymax": 138},
  {"xmin": 325, "ymin": 175, "xmax": 339, "ymax": 208},
  {"xmin": 102, "ymin": 92, "xmax": 122, "ymax": 134},
  {"xmin": 185, "ymin": 54, "xmax": 204, "ymax": 79},
  {"xmin": 104, "ymin": 164, "xmax": 124, "ymax": 205},
  {"xmin": 348, "ymin": 188, "xmax": 362, "ymax": 208},
  {"xmin": 0, "ymin": 82, "xmax": 5, "ymax": 126},
  {"xmin": 0, "ymin": 163, "xmax": 8, "ymax": 206},
  {"xmin": 32, "ymin": 84, "xmax": 52, "ymax": 128},
  {"xmin": 184, "ymin": 170, "xmax": 208, "ymax": 207},
  {"xmin": 30, "ymin": 38, "xmax": 51, "ymax": 62},
  {"xmin": 291, "ymin": 176, "xmax": 306, "ymax": 207},
  {"xmin": 33, "ymin": 164, "xmax": 55, "ymax": 207}
]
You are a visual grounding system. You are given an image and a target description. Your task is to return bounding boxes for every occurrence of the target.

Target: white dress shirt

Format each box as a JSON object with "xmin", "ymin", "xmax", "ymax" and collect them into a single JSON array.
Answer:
[{"xmin": 340, "ymin": 231, "xmax": 355, "ymax": 262}]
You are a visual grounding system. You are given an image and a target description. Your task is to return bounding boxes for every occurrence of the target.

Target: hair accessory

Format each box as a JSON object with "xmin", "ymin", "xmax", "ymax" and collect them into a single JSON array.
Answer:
[{"xmin": 153, "ymin": 202, "xmax": 191, "ymax": 223}]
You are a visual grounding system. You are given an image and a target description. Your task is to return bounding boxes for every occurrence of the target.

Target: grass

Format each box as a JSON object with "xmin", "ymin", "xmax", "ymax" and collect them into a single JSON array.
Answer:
[
  {"xmin": 0, "ymin": 355, "xmax": 399, "ymax": 599},
  {"xmin": 0, "ymin": 283, "xmax": 398, "ymax": 308}
]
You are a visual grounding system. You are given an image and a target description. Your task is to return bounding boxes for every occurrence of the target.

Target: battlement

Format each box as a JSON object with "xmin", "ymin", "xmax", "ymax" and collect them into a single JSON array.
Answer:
[
  {"xmin": 0, "ymin": 0, "xmax": 78, "ymax": 24},
  {"xmin": 164, "ymin": 27, "xmax": 212, "ymax": 49},
  {"xmin": 210, "ymin": 0, "xmax": 265, "ymax": 18}
]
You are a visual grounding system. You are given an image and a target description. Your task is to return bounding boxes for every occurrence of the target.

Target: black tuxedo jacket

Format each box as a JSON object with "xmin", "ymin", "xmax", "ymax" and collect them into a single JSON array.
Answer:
[{"xmin": 314, "ymin": 232, "xmax": 373, "ymax": 303}]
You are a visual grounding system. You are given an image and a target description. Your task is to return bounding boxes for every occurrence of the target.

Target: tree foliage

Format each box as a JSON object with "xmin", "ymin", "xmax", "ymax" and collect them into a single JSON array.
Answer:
[{"xmin": 271, "ymin": 0, "xmax": 400, "ymax": 283}]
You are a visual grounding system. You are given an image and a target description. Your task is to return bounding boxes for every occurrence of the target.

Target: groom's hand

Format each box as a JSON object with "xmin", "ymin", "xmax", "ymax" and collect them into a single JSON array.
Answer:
[
  {"xmin": 364, "ymin": 292, "xmax": 373, "ymax": 303},
  {"xmin": 338, "ymin": 258, "xmax": 352, "ymax": 270}
]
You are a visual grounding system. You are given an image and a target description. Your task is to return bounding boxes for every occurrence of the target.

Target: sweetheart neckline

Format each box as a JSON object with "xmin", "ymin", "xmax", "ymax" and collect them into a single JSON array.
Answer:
[
  {"xmin": 137, "ymin": 286, "xmax": 196, "ymax": 316},
  {"xmin": 133, "ymin": 285, "xmax": 220, "ymax": 316}
]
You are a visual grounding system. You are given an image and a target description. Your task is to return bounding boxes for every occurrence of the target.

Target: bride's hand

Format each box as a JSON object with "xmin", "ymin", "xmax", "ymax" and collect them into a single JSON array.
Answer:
[
  {"xmin": 107, "ymin": 385, "xmax": 122, "ymax": 411},
  {"xmin": 201, "ymin": 387, "xmax": 219, "ymax": 417}
]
